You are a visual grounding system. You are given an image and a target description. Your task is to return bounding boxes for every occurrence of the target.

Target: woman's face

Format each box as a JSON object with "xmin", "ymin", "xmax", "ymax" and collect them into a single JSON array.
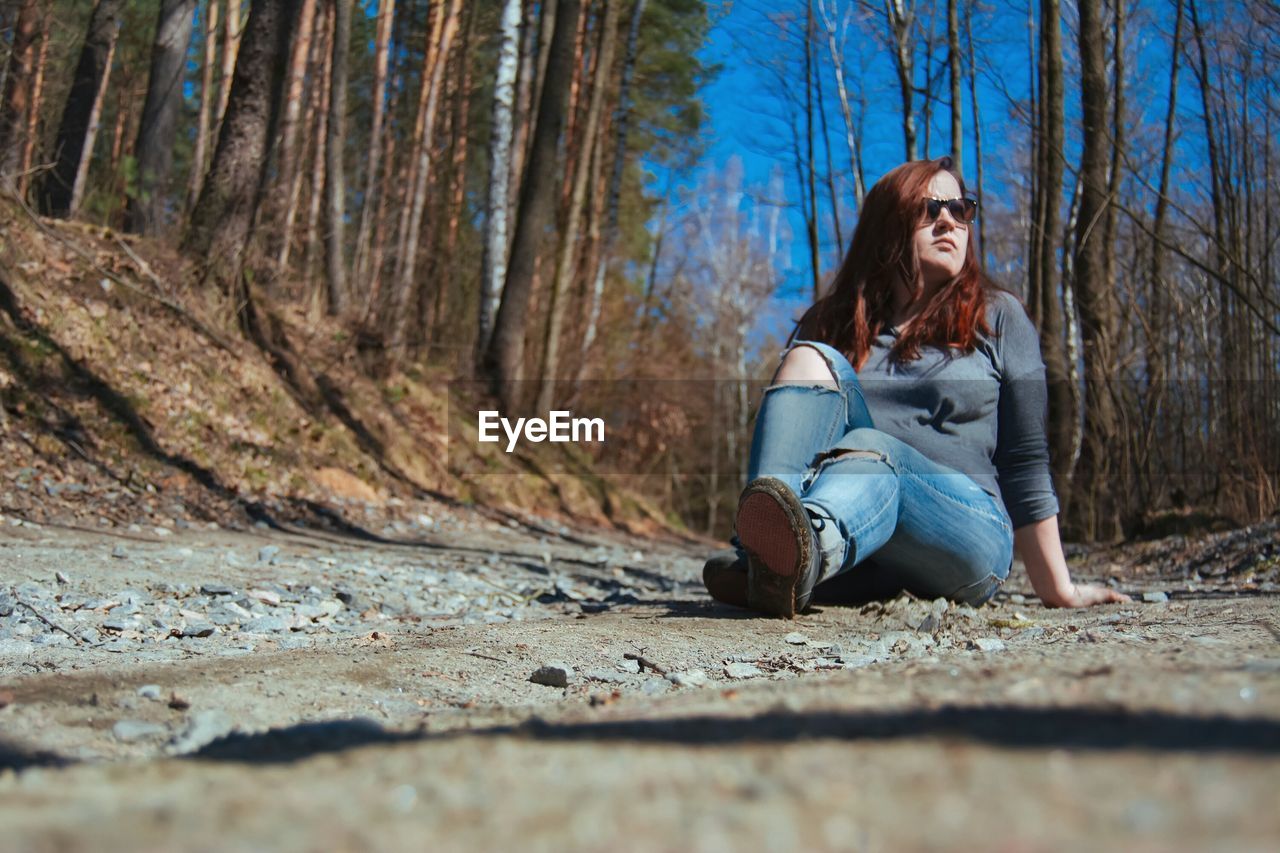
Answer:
[{"xmin": 912, "ymin": 171, "xmax": 968, "ymax": 288}]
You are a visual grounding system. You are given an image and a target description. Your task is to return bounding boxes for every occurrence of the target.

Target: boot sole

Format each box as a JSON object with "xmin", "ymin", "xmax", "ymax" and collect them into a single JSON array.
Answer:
[{"xmin": 736, "ymin": 485, "xmax": 810, "ymax": 619}]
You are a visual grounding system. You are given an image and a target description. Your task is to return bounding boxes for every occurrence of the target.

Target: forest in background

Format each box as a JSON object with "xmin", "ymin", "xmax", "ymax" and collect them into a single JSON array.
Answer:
[{"xmin": 0, "ymin": 0, "xmax": 1275, "ymax": 542}]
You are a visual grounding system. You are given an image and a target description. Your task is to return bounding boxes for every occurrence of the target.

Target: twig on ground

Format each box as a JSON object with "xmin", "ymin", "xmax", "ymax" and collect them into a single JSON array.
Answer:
[
  {"xmin": 16, "ymin": 600, "xmax": 84, "ymax": 644},
  {"xmin": 624, "ymin": 652, "xmax": 667, "ymax": 675}
]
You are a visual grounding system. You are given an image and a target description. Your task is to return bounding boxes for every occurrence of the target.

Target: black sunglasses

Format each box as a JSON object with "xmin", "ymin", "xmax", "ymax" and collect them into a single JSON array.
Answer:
[{"xmin": 924, "ymin": 197, "xmax": 978, "ymax": 223}]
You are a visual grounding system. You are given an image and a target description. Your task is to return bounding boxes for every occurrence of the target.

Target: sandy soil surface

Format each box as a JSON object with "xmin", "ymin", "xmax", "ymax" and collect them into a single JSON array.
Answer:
[{"xmin": 1, "ymin": 506, "xmax": 1278, "ymax": 852}]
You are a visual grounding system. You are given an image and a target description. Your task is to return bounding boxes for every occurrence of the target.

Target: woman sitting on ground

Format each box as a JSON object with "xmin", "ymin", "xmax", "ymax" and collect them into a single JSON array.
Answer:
[{"xmin": 704, "ymin": 157, "xmax": 1129, "ymax": 618}]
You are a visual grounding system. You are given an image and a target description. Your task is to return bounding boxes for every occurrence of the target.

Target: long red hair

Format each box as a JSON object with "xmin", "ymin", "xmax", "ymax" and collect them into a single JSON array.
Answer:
[{"xmin": 792, "ymin": 157, "xmax": 997, "ymax": 369}]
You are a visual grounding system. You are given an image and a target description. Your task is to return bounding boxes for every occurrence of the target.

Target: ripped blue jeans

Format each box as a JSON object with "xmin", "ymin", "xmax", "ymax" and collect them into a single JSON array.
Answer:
[{"xmin": 745, "ymin": 341, "xmax": 1014, "ymax": 606}]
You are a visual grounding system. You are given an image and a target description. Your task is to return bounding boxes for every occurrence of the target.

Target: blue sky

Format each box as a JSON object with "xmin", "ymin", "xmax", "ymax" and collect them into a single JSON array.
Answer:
[{"xmin": 667, "ymin": 0, "xmax": 1195, "ymax": 347}]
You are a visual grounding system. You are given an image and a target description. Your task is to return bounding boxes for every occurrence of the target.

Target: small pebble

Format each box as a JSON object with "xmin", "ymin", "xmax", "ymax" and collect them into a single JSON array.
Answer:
[
  {"xmin": 970, "ymin": 637, "xmax": 1006, "ymax": 652},
  {"xmin": 111, "ymin": 545, "xmax": 128, "ymax": 559},
  {"xmin": 530, "ymin": 662, "xmax": 574, "ymax": 688},
  {"xmin": 724, "ymin": 662, "xmax": 763, "ymax": 679},
  {"xmin": 55, "ymin": 571, "xmax": 70, "ymax": 585},
  {"xmin": 665, "ymin": 670, "xmax": 709, "ymax": 688},
  {"xmin": 784, "ymin": 632, "xmax": 810, "ymax": 645},
  {"xmin": 258, "ymin": 546, "xmax": 280, "ymax": 564},
  {"xmin": 136, "ymin": 684, "xmax": 163, "ymax": 700},
  {"xmin": 242, "ymin": 616, "xmax": 289, "ymax": 633},
  {"xmin": 1142, "ymin": 591, "xmax": 1169, "ymax": 603}
]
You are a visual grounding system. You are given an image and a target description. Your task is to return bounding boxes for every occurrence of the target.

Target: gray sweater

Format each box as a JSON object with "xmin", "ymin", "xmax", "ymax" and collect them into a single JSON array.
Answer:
[{"xmin": 856, "ymin": 289, "xmax": 1060, "ymax": 529}]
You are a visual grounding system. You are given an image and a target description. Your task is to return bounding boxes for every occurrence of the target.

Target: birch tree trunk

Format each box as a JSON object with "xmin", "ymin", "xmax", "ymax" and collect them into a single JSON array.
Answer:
[
  {"xmin": 36, "ymin": 0, "xmax": 123, "ymax": 217},
  {"xmin": 478, "ymin": 0, "xmax": 523, "ymax": 361},
  {"xmin": 536, "ymin": 0, "xmax": 620, "ymax": 413},
  {"xmin": 485, "ymin": 0, "xmax": 580, "ymax": 410},
  {"xmin": 126, "ymin": 0, "xmax": 198, "ymax": 235},
  {"xmin": 325, "ymin": 0, "xmax": 351, "ymax": 315}
]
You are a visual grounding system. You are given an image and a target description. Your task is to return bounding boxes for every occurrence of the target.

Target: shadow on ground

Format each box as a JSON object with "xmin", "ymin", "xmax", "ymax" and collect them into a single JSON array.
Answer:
[{"xmin": 172, "ymin": 705, "xmax": 1280, "ymax": 767}]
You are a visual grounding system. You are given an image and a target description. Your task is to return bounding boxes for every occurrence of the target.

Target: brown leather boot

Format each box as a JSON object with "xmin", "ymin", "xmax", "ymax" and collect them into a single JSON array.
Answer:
[
  {"xmin": 701, "ymin": 549, "xmax": 748, "ymax": 608},
  {"xmin": 735, "ymin": 477, "xmax": 821, "ymax": 619}
]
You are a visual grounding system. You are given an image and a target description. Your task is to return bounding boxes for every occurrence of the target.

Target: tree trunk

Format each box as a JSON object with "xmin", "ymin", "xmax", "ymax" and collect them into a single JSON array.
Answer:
[
  {"xmin": 126, "ymin": 0, "xmax": 197, "ymax": 235},
  {"xmin": 276, "ymin": 0, "xmax": 321, "ymax": 271},
  {"xmin": 947, "ymin": 0, "xmax": 962, "ymax": 172},
  {"xmin": 216, "ymin": 0, "xmax": 242, "ymax": 131},
  {"xmin": 1147, "ymin": 0, "xmax": 1181, "ymax": 509},
  {"xmin": 274, "ymin": 0, "xmax": 318, "ymax": 226},
  {"xmin": 0, "ymin": 0, "xmax": 41, "ymax": 185},
  {"xmin": 38, "ymin": 0, "xmax": 123, "ymax": 216},
  {"xmin": 325, "ymin": 0, "xmax": 351, "ymax": 315},
  {"xmin": 478, "ymin": 0, "xmax": 524, "ymax": 362},
  {"xmin": 352, "ymin": 0, "xmax": 395, "ymax": 295},
  {"xmin": 536, "ymin": 0, "xmax": 619, "ymax": 413},
  {"xmin": 817, "ymin": 0, "xmax": 864, "ymax": 211},
  {"xmin": 579, "ymin": 0, "xmax": 647, "ymax": 365},
  {"xmin": 803, "ymin": 0, "xmax": 821, "ymax": 297},
  {"xmin": 305, "ymin": 7, "xmax": 332, "ymax": 296},
  {"xmin": 812, "ymin": 6, "xmax": 842, "ymax": 258},
  {"xmin": 17, "ymin": 13, "xmax": 48, "ymax": 196},
  {"xmin": 1033, "ymin": 0, "xmax": 1077, "ymax": 517},
  {"xmin": 436, "ymin": 0, "xmax": 475, "ymax": 342},
  {"xmin": 963, "ymin": 0, "xmax": 983, "ymax": 262},
  {"xmin": 383, "ymin": 0, "xmax": 462, "ymax": 363},
  {"xmin": 183, "ymin": 0, "xmax": 299, "ymax": 295},
  {"xmin": 886, "ymin": 0, "xmax": 917, "ymax": 162},
  {"xmin": 485, "ymin": 0, "xmax": 580, "ymax": 410},
  {"xmin": 69, "ymin": 29, "xmax": 117, "ymax": 216},
  {"xmin": 1074, "ymin": 0, "xmax": 1121, "ymax": 540},
  {"xmin": 510, "ymin": 0, "xmax": 542, "ymax": 231},
  {"xmin": 186, "ymin": 0, "xmax": 221, "ymax": 212}
]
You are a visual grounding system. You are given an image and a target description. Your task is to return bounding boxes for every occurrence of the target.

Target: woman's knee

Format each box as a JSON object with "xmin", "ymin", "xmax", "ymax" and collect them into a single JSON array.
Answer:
[
  {"xmin": 773, "ymin": 341, "xmax": 855, "ymax": 390},
  {"xmin": 832, "ymin": 427, "xmax": 898, "ymax": 458}
]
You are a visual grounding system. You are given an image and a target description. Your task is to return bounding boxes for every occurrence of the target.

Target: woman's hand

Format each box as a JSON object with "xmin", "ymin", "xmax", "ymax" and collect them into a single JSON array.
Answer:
[
  {"xmin": 1014, "ymin": 516, "xmax": 1132, "ymax": 609},
  {"xmin": 1044, "ymin": 582, "xmax": 1132, "ymax": 609}
]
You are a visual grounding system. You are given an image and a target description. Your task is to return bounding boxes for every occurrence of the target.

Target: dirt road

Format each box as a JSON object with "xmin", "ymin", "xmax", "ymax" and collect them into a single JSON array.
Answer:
[{"xmin": 1, "ymin": 509, "xmax": 1278, "ymax": 851}]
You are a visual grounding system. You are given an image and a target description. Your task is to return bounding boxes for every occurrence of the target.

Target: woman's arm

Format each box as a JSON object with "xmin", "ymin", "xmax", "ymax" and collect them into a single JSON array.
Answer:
[{"xmin": 1014, "ymin": 515, "xmax": 1131, "ymax": 608}]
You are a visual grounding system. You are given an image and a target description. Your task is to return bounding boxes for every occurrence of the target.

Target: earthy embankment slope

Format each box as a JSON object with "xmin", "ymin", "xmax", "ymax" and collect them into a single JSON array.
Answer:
[{"xmin": 0, "ymin": 199, "xmax": 669, "ymax": 539}]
